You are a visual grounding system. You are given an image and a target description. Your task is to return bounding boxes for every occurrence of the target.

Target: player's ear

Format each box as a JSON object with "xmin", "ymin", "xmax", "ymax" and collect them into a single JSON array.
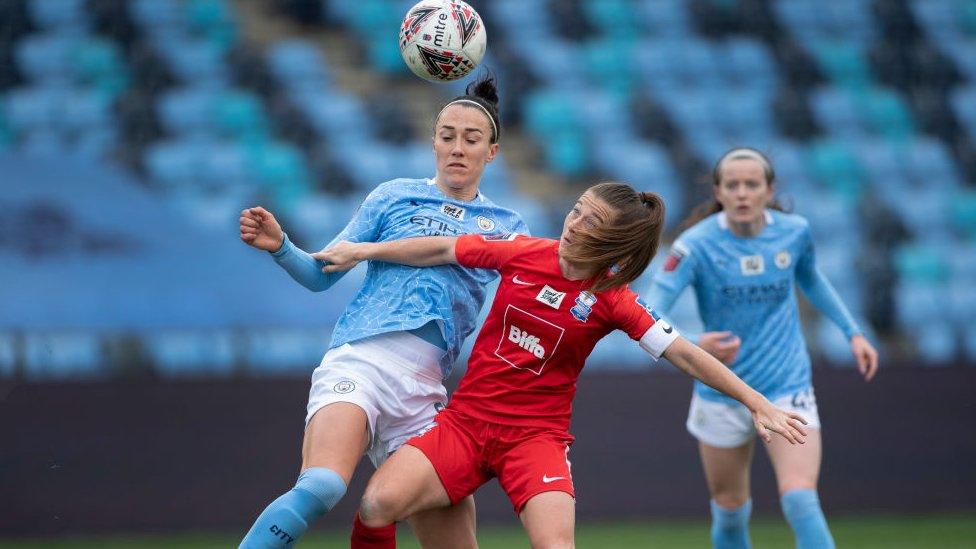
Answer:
[{"xmin": 486, "ymin": 142, "xmax": 499, "ymax": 163}]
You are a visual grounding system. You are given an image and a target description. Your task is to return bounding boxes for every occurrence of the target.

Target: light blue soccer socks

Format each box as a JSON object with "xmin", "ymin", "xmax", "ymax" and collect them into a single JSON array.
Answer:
[
  {"xmin": 710, "ymin": 499, "xmax": 753, "ymax": 549},
  {"xmin": 780, "ymin": 488, "xmax": 835, "ymax": 549},
  {"xmin": 240, "ymin": 467, "xmax": 347, "ymax": 548}
]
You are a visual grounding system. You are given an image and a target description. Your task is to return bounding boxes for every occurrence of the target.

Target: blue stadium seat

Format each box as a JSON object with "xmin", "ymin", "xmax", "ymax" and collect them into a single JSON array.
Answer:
[
  {"xmin": 155, "ymin": 37, "xmax": 230, "ymax": 84},
  {"xmin": 950, "ymin": 86, "xmax": 976, "ymax": 140},
  {"xmin": 857, "ymin": 139, "xmax": 907, "ymax": 188},
  {"xmin": 267, "ymin": 39, "xmax": 330, "ymax": 86},
  {"xmin": 0, "ymin": 333, "xmax": 15, "ymax": 378},
  {"xmin": 158, "ymin": 86, "xmax": 220, "ymax": 136},
  {"xmin": 4, "ymin": 85, "xmax": 63, "ymax": 133},
  {"xmin": 27, "ymin": 0, "xmax": 88, "ymax": 30},
  {"xmin": 636, "ymin": 0, "xmax": 693, "ymax": 38},
  {"xmin": 523, "ymin": 39, "xmax": 585, "ymax": 87},
  {"xmin": 243, "ymin": 328, "xmax": 331, "ymax": 374},
  {"xmin": 61, "ymin": 89, "xmax": 112, "ymax": 133},
  {"xmin": 23, "ymin": 332, "xmax": 102, "ymax": 380},
  {"xmin": 296, "ymin": 90, "xmax": 373, "ymax": 142},
  {"xmin": 904, "ymin": 137, "xmax": 961, "ymax": 189},
  {"xmin": 810, "ymin": 87, "xmax": 863, "ymax": 138},
  {"xmin": 15, "ymin": 33, "xmax": 75, "ymax": 83},
  {"xmin": 131, "ymin": 0, "xmax": 185, "ymax": 29},
  {"xmin": 148, "ymin": 330, "xmax": 236, "ymax": 377},
  {"xmin": 717, "ymin": 38, "xmax": 778, "ymax": 92},
  {"xmin": 963, "ymin": 324, "xmax": 976, "ymax": 361},
  {"xmin": 916, "ymin": 321, "xmax": 957, "ymax": 363}
]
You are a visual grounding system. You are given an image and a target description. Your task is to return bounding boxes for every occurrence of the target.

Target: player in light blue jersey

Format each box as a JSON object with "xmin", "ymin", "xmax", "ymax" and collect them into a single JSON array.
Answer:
[
  {"xmin": 237, "ymin": 75, "xmax": 527, "ymax": 549},
  {"xmin": 647, "ymin": 148, "xmax": 879, "ymax": 549}
]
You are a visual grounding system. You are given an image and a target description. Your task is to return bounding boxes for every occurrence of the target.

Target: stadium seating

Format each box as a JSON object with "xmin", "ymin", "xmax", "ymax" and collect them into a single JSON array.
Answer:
[{"xmin": 1, "ymin": 0, "xmax": 974, "ymax": 376}]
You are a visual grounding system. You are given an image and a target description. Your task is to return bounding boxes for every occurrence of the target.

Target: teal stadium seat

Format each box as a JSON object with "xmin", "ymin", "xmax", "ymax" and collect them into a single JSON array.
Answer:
[
  {"xmin": 213, "ymin": 90, "xmax": 269, "ymax": 140},
  {"xmin": 949, "ymin": 190, "xmax": 976, "ymax": 238},
  {"xmin": 186, "ymin": 0, "xmax": 237, "ymax": 49},
  {"xmin": 812, "ymin": 41, "xmax": 871, "ymax": 90},
  {"xmin": 582, "ymin": 0, "xmax": 640, "ymax": 39},
  {"xmin": 806, "ymin": 139, "xmax": 864, "ymax": 199},
  {"xmin": 857, "ymin": 87, "xmax": 915, "ymax": 140},
  {"xmin": 583, "ymin": 38, "xmax": 637, "ymax": 96},
  {"xmin": 72, "ymin": 38, "xmax": 129, "ymax": 100},
  {"xmin": 894, "ymin": 244, "xmax": 950, "ymax": 284}
]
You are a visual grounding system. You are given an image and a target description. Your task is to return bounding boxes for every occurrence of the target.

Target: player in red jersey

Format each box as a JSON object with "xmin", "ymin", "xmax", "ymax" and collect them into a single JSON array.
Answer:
[{"xmin": 316, "ymin": 182, "xmax": 807, "ymax": 548}]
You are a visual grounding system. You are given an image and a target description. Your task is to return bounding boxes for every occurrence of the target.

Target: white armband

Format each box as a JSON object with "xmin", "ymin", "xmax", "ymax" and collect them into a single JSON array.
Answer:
[{"xmin": 639, "ymin": 319, "xmax": 680, "ymax": 360}]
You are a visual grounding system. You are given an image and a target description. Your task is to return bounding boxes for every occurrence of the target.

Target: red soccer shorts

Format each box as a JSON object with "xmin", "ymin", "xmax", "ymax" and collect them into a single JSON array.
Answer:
[{"xmin": 406, "ymin": 407, "xmax": 576, "ymax": 514}]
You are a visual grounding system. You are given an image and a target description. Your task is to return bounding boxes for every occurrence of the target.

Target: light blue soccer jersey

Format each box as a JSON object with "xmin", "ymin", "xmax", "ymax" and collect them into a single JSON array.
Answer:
[
  {"xmin": 271, "ymin": 178, "xmax": 528, "ymax": 379},
  {"xmin": 647, "ymin": 210, "xmax": 861, "ymax": 403}
]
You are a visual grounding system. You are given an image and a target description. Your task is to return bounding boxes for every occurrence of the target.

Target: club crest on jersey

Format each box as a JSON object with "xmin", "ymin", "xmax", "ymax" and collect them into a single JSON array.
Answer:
[
  {"xmin": 740, "ymin": 254, "xmax": 765, "ymax": 276},
  {"xmin": 440, "ymin": 203, "xmax": 465, "ymax": 220},
  {"xmin": 570, "ymin": 291, "xmax": 597, "ymax": 322},
  {"xmin": 476, "ymin": 215, "xmax": 495, "ymax": 232},
  {"xmin": 333, "ymin": 380, "xmax": 356, "ymax": 394},
  {"xmin": 775, "ymin": 250, "xmax": 791, "ymax": 269},
  {"xmin": 663, "ymin": 241, "xmax": 689, "ymax": 272},
  {"xmin": 536, "ymin": 285, "xmax": 566, "ymax": 309}
]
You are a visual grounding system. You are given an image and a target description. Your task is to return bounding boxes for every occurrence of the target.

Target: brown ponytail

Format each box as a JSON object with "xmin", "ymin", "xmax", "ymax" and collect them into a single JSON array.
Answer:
[{"xmin": 560, "ymin": 182, "xmax": 666, "ymax": 294}]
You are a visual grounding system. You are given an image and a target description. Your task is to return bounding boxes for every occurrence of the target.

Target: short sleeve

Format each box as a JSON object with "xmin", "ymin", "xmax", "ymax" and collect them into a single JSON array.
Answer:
[
  {"xmin": 611, "ymin": 287, "xmax": 680, "ymax": 360},
  {"xmin": 455, "ymin": 233, "xmax": 525, "ymax": 270}
]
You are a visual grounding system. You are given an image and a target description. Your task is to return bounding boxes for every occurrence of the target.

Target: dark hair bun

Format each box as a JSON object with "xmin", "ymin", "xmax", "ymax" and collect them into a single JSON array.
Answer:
[{"xmin": 465, "ymin": 71, "xmax": 499, "ymax": 108}]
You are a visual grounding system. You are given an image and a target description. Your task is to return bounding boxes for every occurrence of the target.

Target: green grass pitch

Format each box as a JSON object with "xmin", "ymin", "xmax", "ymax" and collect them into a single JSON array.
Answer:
[{"xmin": 2, "ymin": 513, "xmax": 974, "ymax": 548}]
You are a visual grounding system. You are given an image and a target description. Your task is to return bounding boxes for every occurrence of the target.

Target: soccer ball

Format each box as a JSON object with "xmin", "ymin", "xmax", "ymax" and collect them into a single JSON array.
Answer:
[{"xmin": 399, "ymin": 0, "xmax": 486, "ymax": 82}]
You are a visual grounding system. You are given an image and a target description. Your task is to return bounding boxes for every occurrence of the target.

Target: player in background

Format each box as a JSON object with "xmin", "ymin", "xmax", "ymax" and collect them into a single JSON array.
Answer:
[
  {"xmin": 316, "ymin": 182, "xmax": 809, "ymax": 549},
  {"xmin": 646, "ymin": 148, "xmax": 879, "ymax": 549},
  {"xmin": 237, "ymin": 75, "xmax": 526, "ymax": 548}
]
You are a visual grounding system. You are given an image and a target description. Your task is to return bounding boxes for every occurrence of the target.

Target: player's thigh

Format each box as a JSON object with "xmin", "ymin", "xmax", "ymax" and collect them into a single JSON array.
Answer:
[
  {"xmin": 301, "ymin": 402, "xmax": 369, "ymax": 483},
  {"xmin": 699, "ymin": 440, "xmax": 755, "ymax": 508},
  {"xmin": 519, "ymin": 491, "xmax": 575, "ymax": 549},
  {"xmin": 360, "ymin": 444, "xmax": 453, "ymax": 524},
  {"xmin": 764, "ymin": 427, "xmax": 822, "ymax": 494},
  {"xmin": 407, "ymin": 495, "xmax": 477, "ymax": 549}
]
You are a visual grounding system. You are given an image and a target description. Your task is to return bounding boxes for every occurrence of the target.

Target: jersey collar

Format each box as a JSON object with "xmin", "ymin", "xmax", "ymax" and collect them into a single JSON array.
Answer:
[{"xmin": 717, "ymin": 209, "xmax": 774, "ymax": 230}]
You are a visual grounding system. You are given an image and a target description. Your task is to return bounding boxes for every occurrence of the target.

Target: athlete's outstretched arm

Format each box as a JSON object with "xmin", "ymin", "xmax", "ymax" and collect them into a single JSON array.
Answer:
[
  {"xmin": 312, "ymin": 237, "xmax": 459, "ymax": 272},
  {"xmin": 239, "ymin": 206, "xmax": 345, "ymax": 292},
  {"xmin": 663, "ymin": 337, "xmax": 808, "ymax": 445}
]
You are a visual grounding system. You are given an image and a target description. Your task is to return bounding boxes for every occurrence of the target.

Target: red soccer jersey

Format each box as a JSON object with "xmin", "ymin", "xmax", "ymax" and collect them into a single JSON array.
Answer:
[{"xmin": 451, "ymin": 234, "xmax": 677, "ymax": 431}]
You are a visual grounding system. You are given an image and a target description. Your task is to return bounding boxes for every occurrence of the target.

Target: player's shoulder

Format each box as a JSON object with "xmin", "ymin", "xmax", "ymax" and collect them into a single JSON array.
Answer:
[
  {"xmin": 675, "ymin": 213, "xmax": 721, "ymax": 246},
  {"xmin": 371, "ymin": 177, "xmax": 430, "ymax": 197},
  {"xmin": 769, "ymin": 209, "xmax": 810, "ymax": 235}
]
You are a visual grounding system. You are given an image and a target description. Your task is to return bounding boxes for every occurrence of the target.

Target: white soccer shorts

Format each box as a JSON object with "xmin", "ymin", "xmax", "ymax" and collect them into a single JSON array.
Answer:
[
  {"xmin": 306, "ymin": 331, "xmax": 448, "ymax": 467},
  {"xmin": 686, "ymin": 388, "xmax": 821, "ymax": 448}
]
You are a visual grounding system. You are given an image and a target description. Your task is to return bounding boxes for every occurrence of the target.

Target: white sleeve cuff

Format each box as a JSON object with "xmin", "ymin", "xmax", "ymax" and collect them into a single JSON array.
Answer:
[{"xmin": 639, "ymin": 319, "xmax": 680, "ymax": 360}]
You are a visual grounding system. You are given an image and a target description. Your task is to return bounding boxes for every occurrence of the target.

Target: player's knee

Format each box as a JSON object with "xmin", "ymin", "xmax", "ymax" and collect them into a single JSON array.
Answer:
[
  {"xmin": 296, "ymin": 467, "xmax": 348, "ymax": 513},
  {"xmin": 713, "ymin": 492, "xmax": 750, "ymax": 509},
  {"xmin": 359, "ymin": 486, "xmax": 403, "ymax": 528},
  {"xmin": 777, "ymin": 479, "xmax": 817, "ymax": 496}
]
